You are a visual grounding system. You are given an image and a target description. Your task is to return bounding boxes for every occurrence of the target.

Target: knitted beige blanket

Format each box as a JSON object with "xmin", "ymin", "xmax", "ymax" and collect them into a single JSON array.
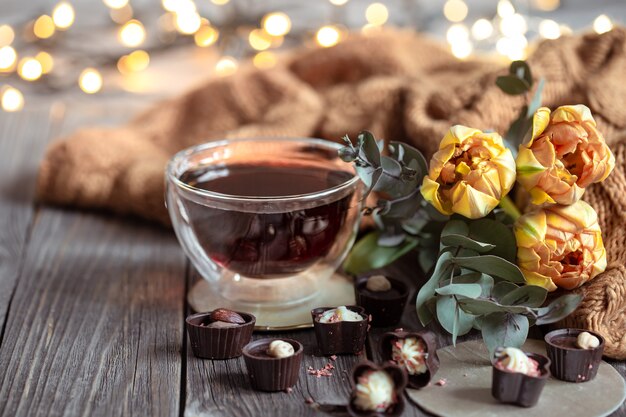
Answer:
[{"xmin": 37, "ymin": 28, "xmax": 626, "ymax": 358}]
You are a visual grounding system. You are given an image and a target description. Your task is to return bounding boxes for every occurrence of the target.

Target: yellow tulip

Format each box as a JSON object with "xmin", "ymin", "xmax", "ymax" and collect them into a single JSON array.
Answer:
[
  {"xmin": 516, "ymin": 105, "xmax": 615, "ymax": 206},
  {"xmin": 514, "ymin": 200, "xmax": 607, "ymax": 292},
  {"xmin": 421, "ymin": 125, "xmax": 516, "ymax": 219}
]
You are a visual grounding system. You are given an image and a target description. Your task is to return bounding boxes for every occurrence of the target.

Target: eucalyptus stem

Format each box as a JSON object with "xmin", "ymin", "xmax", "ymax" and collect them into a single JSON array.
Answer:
[{"xmin": 499, "ymin": 195, "xmax": 522, "ymax": 221}]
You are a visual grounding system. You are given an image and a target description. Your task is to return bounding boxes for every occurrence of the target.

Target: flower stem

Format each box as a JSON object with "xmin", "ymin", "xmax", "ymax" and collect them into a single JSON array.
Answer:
[{"xmin": 499, "ymin": 195, "xmax": 522, "ymax": 221}]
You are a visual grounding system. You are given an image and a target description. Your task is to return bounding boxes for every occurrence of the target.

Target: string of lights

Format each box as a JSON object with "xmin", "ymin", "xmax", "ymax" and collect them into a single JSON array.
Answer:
[{"xmin": 0, "ymin": 0, "xmax": 617, "ymax": 113}]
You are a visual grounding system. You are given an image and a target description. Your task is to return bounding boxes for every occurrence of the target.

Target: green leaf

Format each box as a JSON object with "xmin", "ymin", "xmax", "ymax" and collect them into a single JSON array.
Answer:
[
  {"xmin": 389, "ymin": 141, "xmax": 429, "ymax": 183},
  {"xmin": 453, "ymin": 255, "xmax": 525, "ymax": 283},
  {"xmin": 509, "ymin": 61, "xmax": 533, "ymax": 86},
  {"xmin": 343, "ymin": 232, "xmax": 417, "ymax": 275},
  {"xmin": 468, "ymin": 219, "xmax": 517, "ymax": 263},
  {"xmin": 535, "ymin": 293, "xmax": 583, "ymax": 325},
  {"xmin": 499, "ymin": 285, "xmax": 547, "ymax": 308},
  {"xmin": 355, "ymin": 165, "xmax": 383, "ymax": 200},
  {"xmin": 450, "ymin": 273, "xmax": 494, "ymax": 297},
  {"xmin": 496, "ymin": 75, "xmax": 530, "ymax": 95},
  {"xmin": 436, "ymin": 295, "xmax": 475, "ymax": 345},
  {"xmin": 418, "ymin": 247, "xmax": 438, "ymax": 275},
  {"xmin": 416, "ymin": 251, "xmax": 454, "ymax": 325},
  {"xmin": 479, "ymin": 313, "xmax": 529, "ymax": 357},
  {"xmin": 357, "ymin": 131, "xmax": 381, "ymax": 166},
  {"xmin": 441, "ymin": 219, "xmax": 469, "ymax": 237},
  {"xmin": 458, "ymin": 298, "xmax": 532, "ymax": 315},
  {"xmin": 440, "ymin": 234, "xmax": 496, "ymax": 253},
  {"xmin": 436, "ymin": 283, "xmax": 482, "ymax": 298},
  {"xmin": 380, "ymin": 189, "xmax": 423, "ymax": 219},
  {"xmin": 492, "ymin": 281, "xmax": 519, "ymax": 301}
]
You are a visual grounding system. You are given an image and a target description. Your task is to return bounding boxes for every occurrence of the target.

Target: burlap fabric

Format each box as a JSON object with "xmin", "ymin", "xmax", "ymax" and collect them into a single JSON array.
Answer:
[{"xmin": 37, "ymin": 28, "xmax": 626, "ymax": 358}]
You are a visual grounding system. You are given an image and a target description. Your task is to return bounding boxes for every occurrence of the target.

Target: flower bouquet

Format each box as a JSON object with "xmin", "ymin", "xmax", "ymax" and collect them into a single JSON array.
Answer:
[{"xmin": 339, "ymin": 61, "xmax": 615, "ymax": 355}]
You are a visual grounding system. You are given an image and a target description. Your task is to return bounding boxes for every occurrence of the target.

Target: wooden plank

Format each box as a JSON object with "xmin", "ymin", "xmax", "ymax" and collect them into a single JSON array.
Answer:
[
  {"xmin": 0, "ymin": 211, "xmax": 186, "ymax": 417},
  {"xmin": 0, "ymin": 100, "xmax": 187, "ymax": 417},
  {"xmin": 0, "ymin": 105, "xmax": 56, "ymax": 345},
  {"xmin": 184, "ymin": 271, "xmax": 362, "ymax": 417}
]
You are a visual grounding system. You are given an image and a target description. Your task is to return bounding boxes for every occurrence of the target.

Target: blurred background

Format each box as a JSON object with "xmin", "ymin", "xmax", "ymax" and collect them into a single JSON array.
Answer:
[{"xmin": 0, "ymin": 0, "xmax": 624, "ymax": 113}]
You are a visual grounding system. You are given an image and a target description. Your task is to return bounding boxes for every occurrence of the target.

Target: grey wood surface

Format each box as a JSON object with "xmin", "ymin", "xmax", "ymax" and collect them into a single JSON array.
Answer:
[{"xmin": 0, "ymin": 101, "xmax": 623, "ymax": 417}]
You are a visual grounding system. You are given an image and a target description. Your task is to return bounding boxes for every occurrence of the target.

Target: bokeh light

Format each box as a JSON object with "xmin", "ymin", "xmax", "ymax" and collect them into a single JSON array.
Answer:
[
  {"xmin": 471, "ymin": 19, "xmax": 493, "ymax": 41},
  {"xmin": 329, "ymin": 0, "xmax": 349, "ymax": 5},
  {"xmin": 118, "ymin": 50, "xmax": 150, "ymax": 74},
  {"xmin": 18, "ymin": 57, "xmax": 43, "ymax": 81},
  {"xmin": 119, "ymin": 20, "xmax": 146, "ymax": 47},
  {"xmin": 215, "ymin": 56, "xmax": 238, "ymax": 76},
  {"xmin": 174, "ymin": 11, "xmax": 201, "ymax": 34},
  {"xmin": 34, "ymin": 15, "xmax": 56, "ymax": 39},
  {"xmin": 253, "ymin": 51, "xmax": 277, "ymax": 69},
  {"xmin": 194, "ymin": 24, "xmax": 219, "ymax": 47},
  {"xmin": 316, "ymin": 25, "xmax": 341, "ymax": 48},
  {"xmin": 52, "ymin": 2, "xmax": 75, "ymax": 30},
  {"xmin": 539, "ymin": 19, "xmax": 561, "ymax": 39},
  {"xmin": 443, "ymin": 0, "xmax": 468, "ymax": 23},
  {"xmin": 249, "ymin": 29, "xmax": 273, "ymax": 51},
  {"xmin": 497, "ymin": 0, "xmax": 515, "ymax": 18},
  {"xmin": 0, "ymin": 25, "xmax": 15, "ymax": 47},
  {"xmin": 110, "ymin": 5, "xmax": 133, "ymax": 24},
  {"xmin": 1, "ymin": 87, "xmax": 24, "ymax": 112},
  {"xmin": 79, "ymin": 68, "xmax": 103, "ymax": 94},
  {"xmin": 532, "ymin": 0, "xmax": 560, "ymax": 12},
  {"xmin": 593, "ymin": 15, "xmax": 613, "ymax": 34},
  {"xmin": 211, "ymin": 0, "xmax": 230, "ymax": 4},
  {"xmin": 262, "ymin": 12, "xmax": 291, "ymax": 37},
  {"xmin": 0, "ymin": 46, "xmax": 17, "ymax": 71},
  {"xmin": 365, "ymin": 3, "xmax": 389, "ymax": 26},
  {"xmin": 35, "ymin": 51, "xmax": 54, "ymax": 74},
  {"xmin": 103, "ymin": 0, "xmax": 129, "ymax": 9},
  {"xmin": 446, "ymin": 24, "xmax": 469, "ymax": 44},
  {"xmin": 500, "ymin": 13, "xmax": 527, "ymax": 37}
]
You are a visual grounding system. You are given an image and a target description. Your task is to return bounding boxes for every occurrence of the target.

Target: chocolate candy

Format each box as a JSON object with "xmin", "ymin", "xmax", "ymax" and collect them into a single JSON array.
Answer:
[
  {"xmin": 243, "ymin": 338, "xmax": 303, "ymax": 392},
  {"xmin": 312, "ymin": 306, "xmax": 368, "ymax": 356},
  {"xmin": 379, "ymin": 329, "xmax": 439, "ymax": 389},
  {"xmin": 186, "ymin": 309, "xmax": 255, "ymax": 359},
  {"xmin": 544, "ymin": 328, "xmax": 605, "ymax": 383}
]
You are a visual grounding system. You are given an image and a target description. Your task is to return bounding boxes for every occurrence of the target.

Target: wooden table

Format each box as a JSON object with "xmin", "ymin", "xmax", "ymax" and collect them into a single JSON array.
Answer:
[{"xmin": 0, "ymin": 100, "xmax": 624, "ymax": 417}]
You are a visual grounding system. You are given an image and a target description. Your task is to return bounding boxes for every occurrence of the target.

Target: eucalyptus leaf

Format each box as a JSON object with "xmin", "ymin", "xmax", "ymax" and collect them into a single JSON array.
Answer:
[
  {"xmin": 355, "ymin": 165, "xmax": 383, "ymax": 200},
  {"xmin": 492, "ymin": 281, "xmax": 520, "ymax": 301},
  {"xmin": 343, "ymin": 232, "xmax": 417, "ymax": 275},
  {"xmin": 436, "ymin": 283, "xmax": 483, "ymax": 298},
  {"xmin": 440, "ymin": 234, "xmax": 496, "ymax": 253},
  {"xmin": 389, "ymin": 141, "xmax": 428, "ymax": 183},
  {"xmin": 535, "ymin": 293, "xmax": 583, "ymax": 325},
  {"xmin": 416, "ymin": 251, "xmax": 454, "ymax": 325},
  {"xmin": 509, "ymin": 61, "xmax": 533, "ymax": 86},
  {"xmin": 377, "ymin": 232, "xmax": 406, "ymax": 247},
  {"xmin": 479, "ymin": 313, "xmax": 529, "ymax": 357},
  {"xmin": 496, "ymin": 75, "xmax": 530, "ymax": 95},
  {"xmin": 441, "ymin": 219, "xmax": 469, "ymax": 237},
  {"xmin": 338, "ymin": 146, "xmax": 357, "ymax": 162},
  {"xmin": 468, "ymin": 219, "xmax": 517, "ymax": 262},
  {"xmin": 457, "ymin": 297, "xmax": 533, "ymax": 315},
  {"xmin": 449, "ymin": 273, "xmax": 494, "ymax": 297},
  {"xmin": 357, "ymin": 131, "xmax": 381, "ymax": 167},
  {"xmin": 436, "ymin": 295, "xmax": 475, "ymax": 345},
  {"xmin": 499, "ymin": 285, "xmax": 547, "ymax": 308},
  {"xmin": 453, "ymin": 255, "xmax": 525, "ymax": 283},
  {"xmin": 418, "ymin": 247, "xmax": 438, "ymax": 276}
]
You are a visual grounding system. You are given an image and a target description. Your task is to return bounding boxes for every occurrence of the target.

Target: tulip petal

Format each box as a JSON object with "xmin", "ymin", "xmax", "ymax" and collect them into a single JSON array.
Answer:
[
  {"xmin": 529, "ymin": 107, "xmax": 551, "ymax": 145},
  {"xmin": 551, "ymin": 104, "xmax": 595, "ymax": 125},
  {"xmin": 441, "ymin": 125, "xmax": 482, "ymax": 148},
  {"xmin": 514, "ymin": 211, "xmax": 547, "ymax": 248},
  {"xmin": 491, "ymin": 149, "xmax": 516, "ymax": 194},
  {"xmin": 420, "ymin": 176, "xmax": 452, "ymax": 216},
  {"xmin": 523, "ymin": 271, "xmax": 558, "ymax": 292},
  {"xmin": 450, "ymin": 182, "xmax": 498, "ymax": 219}
]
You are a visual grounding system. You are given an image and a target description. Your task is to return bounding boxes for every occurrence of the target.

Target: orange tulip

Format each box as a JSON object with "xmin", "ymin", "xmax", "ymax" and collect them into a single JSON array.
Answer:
[
  {"xmin": 421, "ymin": 125, "xmax": 516, "ymax": 219},
  {"xmin": 516, "ymin": 105, "xmax": 615, "ymax": 205},
  {"xmin": 514, "ymin": 200, "xmax": 607, "ymax": 291}
]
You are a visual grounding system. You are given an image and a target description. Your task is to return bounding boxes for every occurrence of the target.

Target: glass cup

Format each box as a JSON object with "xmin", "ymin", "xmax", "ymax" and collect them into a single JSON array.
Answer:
[{"xmin": 166, "ymin": 138, "xmax": 363, "ymax": 307}]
